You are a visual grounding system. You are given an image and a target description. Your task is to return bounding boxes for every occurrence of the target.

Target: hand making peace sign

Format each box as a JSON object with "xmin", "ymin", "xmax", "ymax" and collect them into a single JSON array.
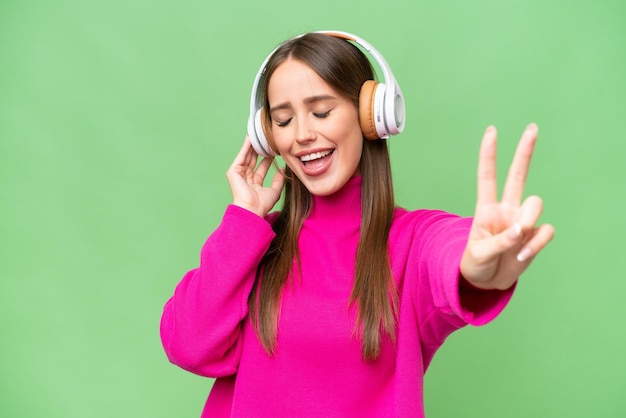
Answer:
[{"xmin": 460, "ymin": 123, "xmax": 555, "ymax": 290}]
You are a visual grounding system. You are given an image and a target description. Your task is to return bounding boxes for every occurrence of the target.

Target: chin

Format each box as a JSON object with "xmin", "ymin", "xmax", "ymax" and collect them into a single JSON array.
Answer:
[{"xmin": 301, "ymin": 176, "xmax": 348, "ymax": 197}]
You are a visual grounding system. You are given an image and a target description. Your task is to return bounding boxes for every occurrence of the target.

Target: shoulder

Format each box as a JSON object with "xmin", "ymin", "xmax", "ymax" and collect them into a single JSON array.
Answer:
[
  {"xmin": 392, "ymin": 206, "xmax": 471, "ymax": 233},
  {"xmin": 389, "ymin": 207, "xmax": 473, "ymax": 255}
]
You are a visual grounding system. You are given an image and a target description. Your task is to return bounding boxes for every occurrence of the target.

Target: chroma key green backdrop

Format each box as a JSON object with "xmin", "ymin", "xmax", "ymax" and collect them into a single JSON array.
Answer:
[{"xmin": 1, "ymin": 0, "xmax": 625, "ymax": 416}]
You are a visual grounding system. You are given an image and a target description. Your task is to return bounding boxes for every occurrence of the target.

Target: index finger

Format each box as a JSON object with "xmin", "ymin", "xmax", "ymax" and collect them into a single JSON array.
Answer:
[
  {"xmin": 231, "ymin": 135, "xmax": 259, "ymax": 170},
  {"xmin": 501, "ymin": 123, "xmax": 538, "ymax": 205},
  {"xmin": 476, "ymin": 125, "xmax": 498, "ymax": 206}
]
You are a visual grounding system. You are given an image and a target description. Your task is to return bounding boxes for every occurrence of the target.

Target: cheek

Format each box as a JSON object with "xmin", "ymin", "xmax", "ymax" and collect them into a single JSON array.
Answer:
[
  {"xmin": 347, "ymin": 129, "xmax": 364, "ymax": 173},
  {"xmin": 271, "ymin": 130, "xmax": 300, "ymax": 169},
  {"xmin": 270, "ymin": 128, "xmax": 289, "ymax": 154},
  {"xmin": 345, "ymin": 125, "xmax": 364, "ymax": 155}
]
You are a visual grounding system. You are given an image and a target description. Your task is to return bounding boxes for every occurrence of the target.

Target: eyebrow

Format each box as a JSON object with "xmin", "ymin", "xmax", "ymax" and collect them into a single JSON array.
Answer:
[{"xmin": 269, "ymin": 94, "xmax": 337, "ymax": 113}]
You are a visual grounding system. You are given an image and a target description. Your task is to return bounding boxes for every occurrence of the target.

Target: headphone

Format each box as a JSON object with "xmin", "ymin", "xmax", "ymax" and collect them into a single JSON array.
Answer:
[{"xmin": 247, "ymin": 30, "xmax": 406, "ymax": 158}]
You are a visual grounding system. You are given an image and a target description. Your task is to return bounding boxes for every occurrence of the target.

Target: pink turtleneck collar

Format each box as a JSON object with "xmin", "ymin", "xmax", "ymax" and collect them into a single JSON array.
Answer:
[{"xmin": 307, "ymin": 176, "xmax": 363, "ymax": 223}]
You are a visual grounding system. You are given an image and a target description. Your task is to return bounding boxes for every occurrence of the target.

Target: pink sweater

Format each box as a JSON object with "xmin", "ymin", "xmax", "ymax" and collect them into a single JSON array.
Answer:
[{"xmin": 160, "ymin": 177, "xmax": 513, "ymax": 417}]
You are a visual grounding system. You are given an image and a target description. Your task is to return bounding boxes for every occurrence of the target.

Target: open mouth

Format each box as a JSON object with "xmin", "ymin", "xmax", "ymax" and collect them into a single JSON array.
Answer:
[{"xmin": 299, "ymin": 149, "xmax": 334, "ymax": 165}]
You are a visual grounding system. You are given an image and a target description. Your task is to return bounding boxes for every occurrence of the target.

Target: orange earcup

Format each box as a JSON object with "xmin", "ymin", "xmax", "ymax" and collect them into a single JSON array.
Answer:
[{"xmin": 359, "ymin": 80, "xmax": 379, "ymax": 140}]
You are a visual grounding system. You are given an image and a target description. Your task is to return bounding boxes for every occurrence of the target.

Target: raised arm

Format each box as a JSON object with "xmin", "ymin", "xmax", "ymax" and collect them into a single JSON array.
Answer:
[
  {"xmin": 460, "ymin": 124, "xmax": 555, "ymax": 290},
  {"xmin": 160, "ymin": 137, "xmax": 284, "ymax": 377}
]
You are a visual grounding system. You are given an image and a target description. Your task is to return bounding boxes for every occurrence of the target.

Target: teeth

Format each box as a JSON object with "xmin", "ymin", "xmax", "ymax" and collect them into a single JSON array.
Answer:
[{"xmin": 300, "ymin": 150, "xmax": 332, "ymax": 162}]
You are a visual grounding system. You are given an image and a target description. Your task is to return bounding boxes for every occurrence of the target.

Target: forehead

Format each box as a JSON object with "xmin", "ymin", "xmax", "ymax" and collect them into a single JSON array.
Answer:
[{"xmin": 267, "ymin": 59, "xmax": 335, "ymax": 103}]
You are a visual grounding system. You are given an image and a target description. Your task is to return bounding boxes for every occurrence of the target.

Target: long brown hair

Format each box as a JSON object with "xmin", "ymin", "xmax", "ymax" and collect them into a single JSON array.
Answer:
[{"xmin": 248, "ymin": 33, "xmax": 397, "ymax": 360}]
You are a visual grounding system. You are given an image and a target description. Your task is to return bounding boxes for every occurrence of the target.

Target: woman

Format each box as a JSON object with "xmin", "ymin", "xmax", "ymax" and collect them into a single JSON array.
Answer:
[{"xmin": 160, "ymin": 31, "xmax": 554, "ymax": 417}]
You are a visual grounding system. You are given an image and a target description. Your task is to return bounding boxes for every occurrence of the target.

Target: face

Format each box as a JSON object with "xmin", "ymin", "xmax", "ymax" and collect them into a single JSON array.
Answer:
[{"xmin": 267, "ymin": 59, "xmax": 363, "ymax": 197}]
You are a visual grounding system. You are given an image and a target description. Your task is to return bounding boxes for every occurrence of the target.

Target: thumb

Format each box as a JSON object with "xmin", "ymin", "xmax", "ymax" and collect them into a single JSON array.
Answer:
[{"xmin": 468, "ymin": 222, "xmax": 522, "ymax": 264}]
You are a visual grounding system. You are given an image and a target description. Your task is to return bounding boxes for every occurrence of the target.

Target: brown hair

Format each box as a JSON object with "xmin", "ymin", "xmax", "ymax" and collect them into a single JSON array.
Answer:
[{"xmin": 248, "ymin": 33, "xmax": 397, "ymax": 360}]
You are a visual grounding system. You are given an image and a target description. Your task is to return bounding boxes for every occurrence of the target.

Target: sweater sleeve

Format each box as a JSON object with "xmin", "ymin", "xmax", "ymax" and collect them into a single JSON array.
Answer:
[
  {"xmin": 397, "ymin": 210, "xmax": 514, "ymax": 357},
  {"xmin": 160, "ymin": 205, "xmax": 276, "ymax": 378},
  {"xmin": 424, "ymin": 215, "xmax": 514, "ymax": 327}
]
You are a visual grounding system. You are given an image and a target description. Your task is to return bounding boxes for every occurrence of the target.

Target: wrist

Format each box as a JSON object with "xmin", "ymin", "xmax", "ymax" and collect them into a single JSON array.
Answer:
[{"xmin": 232, "ymin": 202, "xmax": 266, "ymax": 218}]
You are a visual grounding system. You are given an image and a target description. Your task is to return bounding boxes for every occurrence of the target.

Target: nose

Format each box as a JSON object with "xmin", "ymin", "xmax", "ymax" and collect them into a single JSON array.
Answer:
[{"xmin": 295, "ymin": 116, "xmax": 315, "ymax": 144}]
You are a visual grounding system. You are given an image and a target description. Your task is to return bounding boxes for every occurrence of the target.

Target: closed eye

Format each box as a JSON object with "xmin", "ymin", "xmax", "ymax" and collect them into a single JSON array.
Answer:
[
  {"xmin": 313, "ymin": 110, "xmax": 331, "ymax": 119},
  {"xmin": 275, "ymin": 118, "xmax": 292, "ymax": 127}
]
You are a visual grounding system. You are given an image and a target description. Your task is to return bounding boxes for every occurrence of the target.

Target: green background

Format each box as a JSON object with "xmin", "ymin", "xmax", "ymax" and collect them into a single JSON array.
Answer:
[{"xmin": 1, "ymin": 0, "xmax": 624, "ymax": 416}]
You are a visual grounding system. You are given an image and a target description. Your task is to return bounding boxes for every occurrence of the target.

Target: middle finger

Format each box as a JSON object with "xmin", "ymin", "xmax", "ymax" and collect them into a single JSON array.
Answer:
[{"xmin": 501, "ymin": 123, "xmax": 538, "ymax": 205}]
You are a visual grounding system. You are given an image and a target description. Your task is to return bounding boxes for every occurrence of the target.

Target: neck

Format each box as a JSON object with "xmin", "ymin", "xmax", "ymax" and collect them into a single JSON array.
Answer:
[{"xmin": 308, "ymin": 176, "xmax": 362, "ymax": 222}]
